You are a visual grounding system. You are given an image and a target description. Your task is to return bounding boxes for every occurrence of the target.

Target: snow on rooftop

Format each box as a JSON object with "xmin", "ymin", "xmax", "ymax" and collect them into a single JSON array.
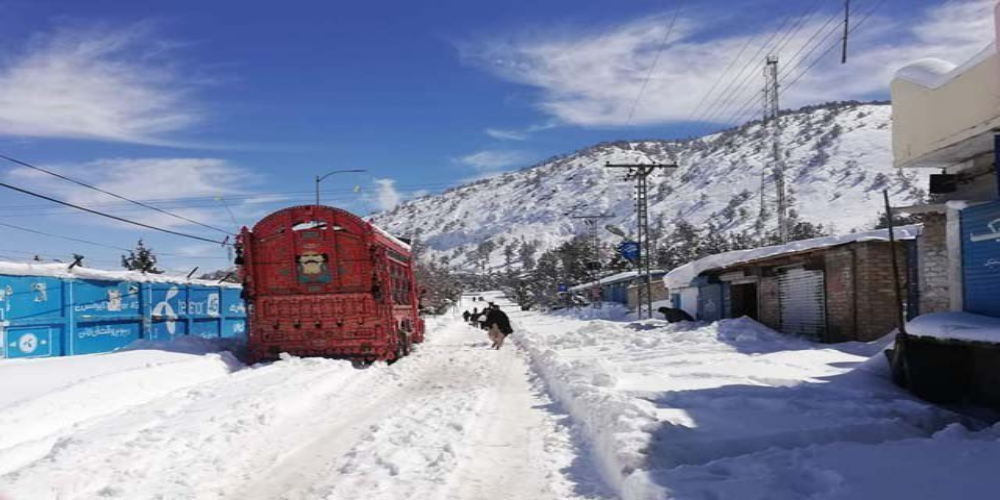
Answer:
[
  {"xmin": 664, "ymin": 225, "xmax": 922, "ymax": 290},
  {"xmin": 568, "ymin": 269, "xmax": 665, "ymax": 292},
  {"xmin": 907, "ymin": 312, "xmax": 1000, "ymax": 344},
  {"xmin": 0, "ymin": 260, "xmax": 241, "ymax": 288},
  {"xmin": 370, "ymin": 221, "xmax": 411, "ymax": 250},
  {"xmin": 894, "ymin": 44, "xmax": 996, "ymax": 89}
]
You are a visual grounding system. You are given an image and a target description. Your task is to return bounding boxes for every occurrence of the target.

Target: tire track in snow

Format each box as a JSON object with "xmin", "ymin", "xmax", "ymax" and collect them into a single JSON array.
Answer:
[
  {"xmin": 1, "ymin": 315, "xmax": 607, "ymax": 500},
  {"xmin": 240, "ymin": 317, "xmax": 608, "ymax": 500}
]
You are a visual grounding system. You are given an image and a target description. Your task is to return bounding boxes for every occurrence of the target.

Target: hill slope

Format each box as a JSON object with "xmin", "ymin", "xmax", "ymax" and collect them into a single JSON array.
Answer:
[{"xmin": 373, "ymin": 102, "xmax": 926, "ymax": 270}]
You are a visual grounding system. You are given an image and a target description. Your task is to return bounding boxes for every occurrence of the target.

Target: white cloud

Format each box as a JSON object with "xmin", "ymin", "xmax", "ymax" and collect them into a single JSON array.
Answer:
[
  {"xmin": 4, "ymin": 158, "xmax": 259, "ymax": 230},
  {"xmin": 484, "ymin": 122, "xmax": 557, "ymax": 141},
  {"xmin": 456, "ymin": 150, "xmax": 533, "ymax": 172},
  {"xmin": 485, "ymin": 128, "xmax": 528, "ymax": 140},
  {"xmin": 460, "ymin": 0, "xmax": 995, "ymax": 126},
  {"xmin": 374, "ymin": 178, "xmax": 402, "ymax": 211},
  {"xmin": 0, "ymin": 23, "xmax": 204, "ymax": 144}
]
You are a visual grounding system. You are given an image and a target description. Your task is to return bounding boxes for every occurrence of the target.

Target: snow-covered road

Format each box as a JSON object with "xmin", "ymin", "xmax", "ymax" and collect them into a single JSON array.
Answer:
[
  {"xmin": 0, "ymin": 311, "xmax": 607, "ymax": 500},
  {"xmin": 5, "ymin": 294, "xmax": 1000, "ymax": 500}
]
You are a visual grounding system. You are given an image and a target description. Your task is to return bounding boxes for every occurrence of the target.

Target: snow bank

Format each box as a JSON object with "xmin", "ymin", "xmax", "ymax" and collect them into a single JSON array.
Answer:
[
  {"xmin": 0, "ymin": 260, "xmax": 240, "ymax": 288},
  {"xmin": 664, "ymin": 225, "xmax": 922, "ymax": 289},
  {"xmin": 515, "ymin": 313, "xmax": 960, "ymax": 500},
  {"xmin": 515, "ymin": 320, "xmax": 658, "ymax": 495},
  {"xmin": 644, "ymin": 422, "xmax": 1000, "ymax": 499},
  {"xmin": 547, "ymin": 302, "xmax": 631, "ymax": 321},
  {"xmin": 0, "ymin": 339, "xmax": 242, "ymax": 474},
  {"xmin": 907, "ymin": 311, "xmax": 1000, "ymax": 343}
]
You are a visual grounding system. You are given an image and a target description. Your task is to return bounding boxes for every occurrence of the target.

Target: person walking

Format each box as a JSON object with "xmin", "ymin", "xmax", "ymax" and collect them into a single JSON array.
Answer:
[
  {"xmin": 483, "ymin": 303, "xmax": 513, "ymax": 350},
  {"xmin": 462, "ymin": 310, "xmax": 471, "ymax": 323},
  {"xmin": 469, "ymin": 307, "xmax": 479, "ymax": 326}
]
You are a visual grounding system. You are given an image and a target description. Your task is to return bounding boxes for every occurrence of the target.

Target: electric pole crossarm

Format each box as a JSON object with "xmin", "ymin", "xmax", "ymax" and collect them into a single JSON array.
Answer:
[{"xmin": 604, "ymin": 162, "xmax": 677, "ymax": 319}]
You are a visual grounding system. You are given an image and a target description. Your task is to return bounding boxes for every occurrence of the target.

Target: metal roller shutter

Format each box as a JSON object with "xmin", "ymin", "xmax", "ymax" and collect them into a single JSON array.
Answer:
[
  {"xmin": 961, "ymin": 200, "xmax": 1000, "ymax": 317},
  {"xmin": 778, "ymin": 267, "xmax": 826, "ymax": 340}
]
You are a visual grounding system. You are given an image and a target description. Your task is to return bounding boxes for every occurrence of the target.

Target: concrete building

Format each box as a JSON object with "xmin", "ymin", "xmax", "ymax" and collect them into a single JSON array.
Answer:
[
  {"xmin": 891, "ymin": 6, "xmax": 1000, "ymax": 317},
  {"xmin": 886, "ymin": 3, "xmax": 1000, "ymax": 408}
]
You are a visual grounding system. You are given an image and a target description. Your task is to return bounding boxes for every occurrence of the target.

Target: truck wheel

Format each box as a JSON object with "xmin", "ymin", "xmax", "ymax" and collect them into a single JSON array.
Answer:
[
  {"xmin": 387, "ymin": 332, "xmax": 404, "ymax": 365},
  {"xmin": 352, "ymin": 359, "xmax": 373, "ymax": 369}
]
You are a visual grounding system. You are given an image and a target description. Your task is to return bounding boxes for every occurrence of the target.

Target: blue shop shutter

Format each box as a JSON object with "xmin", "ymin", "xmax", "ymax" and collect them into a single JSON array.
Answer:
[
  {"xmin": 961, "ymin": 200, "xmax": 1000, "ymax": 318},
  {"xmin": 698, "ymin": 283, "xmax": 723, "ymax": 322}
]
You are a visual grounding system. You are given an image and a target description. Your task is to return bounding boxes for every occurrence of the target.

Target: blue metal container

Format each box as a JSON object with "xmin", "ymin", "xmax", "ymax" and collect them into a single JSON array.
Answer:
[
  {"xmin": 0, "ymin": 273, "xmax": 246, "ymax": 359},
  {"xmin": 961, "ymin": 200, "xmax": 1000, "ymax": 318}
]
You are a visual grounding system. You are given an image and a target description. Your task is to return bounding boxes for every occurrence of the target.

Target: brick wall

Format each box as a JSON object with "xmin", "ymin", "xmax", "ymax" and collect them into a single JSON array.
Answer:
[
  {"xmin": 824, "ymin": 247, "xmax": 856, "ymax": 342},
  {"xmin": 853, "ymin": 241, "xmax": 910, "ymax": 341},
  {"xmin": 918, "ymin": 213, "xmax": 950, "ymax": 313},
  {"xmin": 758, "ymin": 276, "xmax": 780, "ymax": 331}
]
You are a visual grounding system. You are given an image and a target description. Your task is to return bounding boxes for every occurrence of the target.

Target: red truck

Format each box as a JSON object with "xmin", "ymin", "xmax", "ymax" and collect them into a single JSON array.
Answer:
[{"xmin": 237, "ymin": 205, "xmax": 424, "ymax": 365}]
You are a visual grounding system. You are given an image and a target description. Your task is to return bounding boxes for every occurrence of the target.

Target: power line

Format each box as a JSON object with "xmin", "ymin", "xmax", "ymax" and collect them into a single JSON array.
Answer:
[
  {"xmin": 0, "ymin": 221, "xmax": 131, "ymax": 251},
  {"xmin": 724, "ymin": 0, "xmax": 882, "ymax": 128},
  {"xmin": 702, "ymin": 0, "xmax": 828, "ymax": 124},
  {"xmin": 780, "ymin": 0, "xmax": 886, "ymax": 95},
  {"xmin": 725, "ymin": 3, "xmax": 847, "ymax": 126},
  {"xmin": 0, "ymin": 221, "xmax": 224, "ymax": 259},
  {"xmin": 625, "ymin": 0, "xmax": 685, "ymax": 125},
  {"xmin": 686, "ymin": 26, "xmax": 762, "ymax": 122},
  {"xmin": 695, "ymin": 11, "xmax": 796, "ymax": 124},
  {"xmin": 0, "ymin": 180, "xmax": 229, "ymax": 245},
  {"xmin": 0, "ymin": 194, "xmax": 372, "ymax": 218},
  {"xmin": 0, "ymin": 180, "xmax": 461, "ymax": 212},
  {"xmin": 0, "ymin": 153, "xmax": 235, "ymax": 236}
]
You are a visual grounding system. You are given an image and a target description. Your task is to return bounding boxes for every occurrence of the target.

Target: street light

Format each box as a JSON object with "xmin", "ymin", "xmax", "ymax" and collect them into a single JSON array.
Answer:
[
  {"xmin": 605, "ymin": 224, "xmax": 629, "ymax": 239},
  {"xmin": 315, "ymin": 169, "xmax": 366, "ymax": 206}
]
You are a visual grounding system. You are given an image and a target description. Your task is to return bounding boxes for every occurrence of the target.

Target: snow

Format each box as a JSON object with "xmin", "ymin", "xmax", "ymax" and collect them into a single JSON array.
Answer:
[
  {"xmin": 2, "ymin": 292, "xmax": 997, "ymax": 499},
  {"xmin": 894, "ymin": 58, "xmax": 959, "ymax": 88},
  {"xmin": 371, "ymin": 221, "xmax": 412, "ymax": 250},
  {"xmin": 568, "ymin": 270, "xmax": 664, "ymax": 293},
  {"xmin": 0, "ymin": 307, "xmax": 607, "ymax": 500},
  {"xmin": 374, "ymin": 103, "xmax": 930, "ymax": 272},
  {"xmin": 664, "ymin": 224, "xmax": 922, "ymax": 289},
  {"xmin": 907, "ymin": 311, "xmax": 1000, "ymax": 343},
  {"xmin": 894, "ymin": 44, "xmax": 996, "ymax": 89},
  {"xmin": 513, "ymin": 310, "xmax": 994, "ymax": 500},
  {"xmin": 0, "ymin": 260, "xmax": 241, "ymax": 288},
  {"xmin": 0, "ymin": 340, "xmax": 241, "ymax": 476}
]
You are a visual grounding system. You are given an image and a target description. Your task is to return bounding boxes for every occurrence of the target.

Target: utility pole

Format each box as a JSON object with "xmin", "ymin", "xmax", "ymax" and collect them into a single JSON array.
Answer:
[
  {"xmin": 568, "ymin": 212, "xmax": 614, "ymax": 306},
  {"xmin": 757, "ymin": 170, "xmax": 767, "ymax": 243},
  {"xmin": 764, "ymin": 56, "xmax": 788, "ymax": 244},
  {"xmin": 841, "ymin": 0, "xmax": 851, "ymax": 64},
  {"xmin": 605, "ymin": 162, "xmax": 677, "ymax": 319}
]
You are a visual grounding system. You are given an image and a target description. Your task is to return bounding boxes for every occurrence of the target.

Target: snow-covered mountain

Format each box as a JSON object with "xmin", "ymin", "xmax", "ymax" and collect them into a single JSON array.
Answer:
[{"xmin": 374, "ymin": 101, "xmax": 926, "ymax": 269}]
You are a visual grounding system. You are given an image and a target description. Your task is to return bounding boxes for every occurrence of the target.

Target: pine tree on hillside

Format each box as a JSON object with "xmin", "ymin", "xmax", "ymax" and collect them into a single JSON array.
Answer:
[
  {"xmin": 518, "ymin": 238, "xmax": 539, "ymax": 271},
  {"xmin": 121, "ymin": 240, "xmax": 163, "ymax": 274},
  {"xmin": 873, "ymin": 210, "xmax": 920, "ymax": 230},
  {"xmin": 502, "ymin": 241, "xmax": 518, "ymax": 270}
]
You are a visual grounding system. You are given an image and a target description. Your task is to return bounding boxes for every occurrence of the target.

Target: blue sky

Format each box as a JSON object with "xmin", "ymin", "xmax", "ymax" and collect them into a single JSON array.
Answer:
[{"xmin": 0, "ymin": 0, "xmax": 992, "ymax": 272}]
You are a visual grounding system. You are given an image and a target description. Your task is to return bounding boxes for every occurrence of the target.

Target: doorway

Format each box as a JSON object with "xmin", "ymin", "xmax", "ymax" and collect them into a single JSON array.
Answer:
[{"xmin": 730, "ymin": 282, "xmax": 759, "ymax": 320}]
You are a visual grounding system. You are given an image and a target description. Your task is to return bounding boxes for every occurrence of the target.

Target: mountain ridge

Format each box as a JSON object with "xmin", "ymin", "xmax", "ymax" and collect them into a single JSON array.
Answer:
[{"xmin": 373, "ymin": 100, "xmax": 925, "ymax": 271}]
